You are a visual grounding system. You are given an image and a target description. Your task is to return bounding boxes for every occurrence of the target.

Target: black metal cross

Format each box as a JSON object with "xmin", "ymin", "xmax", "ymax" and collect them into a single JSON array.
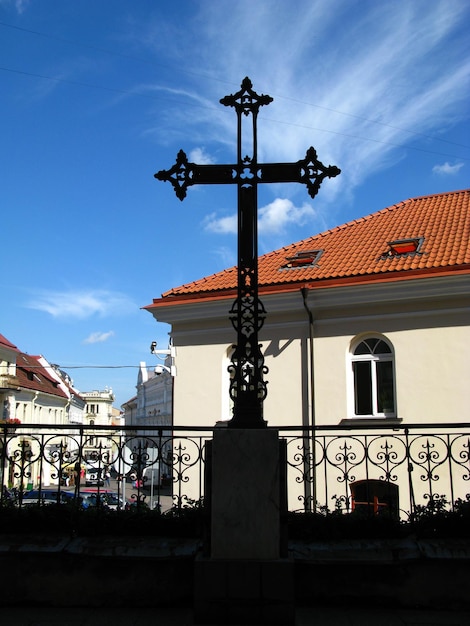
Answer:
[{"xmin": 155, "ymin": 77, "xmax": 340, "ymax": 429}]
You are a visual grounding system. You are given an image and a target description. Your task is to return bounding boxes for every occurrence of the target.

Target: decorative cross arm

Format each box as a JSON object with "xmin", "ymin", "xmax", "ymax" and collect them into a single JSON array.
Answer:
[{"xmin": 155, "ymin": 146, "xmax": 340, "ymax": 201}]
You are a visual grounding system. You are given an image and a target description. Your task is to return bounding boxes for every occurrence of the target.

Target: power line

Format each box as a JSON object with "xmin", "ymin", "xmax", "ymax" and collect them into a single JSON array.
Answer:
[
  {"xmin": 20, "ymin": 363, "xmax": 158, "ymax": 370},
  {"xmin": 0, "ymin": 65, "xmax": 468, "ymax": 163},
  {"xmin": 270, "ymin": 92, "xmax": 470, "ymax": 150},
  {"xmin": 57, "ymin": 365, "xmax": 141, "ymax": 369},
  {"xmin": 263, "ymin": 115, "xmax": 470, "ymax": 161},
  {"xmin": 1, "ymin": 19, "xmax": 468, "ymax": 152},
  {"xmin": 0, "ymin": 19, "xmax": 236, "ymax": 90},
  {"xmin": 0, "ymin": 65, "xmax": 204, "ymax": 108}
]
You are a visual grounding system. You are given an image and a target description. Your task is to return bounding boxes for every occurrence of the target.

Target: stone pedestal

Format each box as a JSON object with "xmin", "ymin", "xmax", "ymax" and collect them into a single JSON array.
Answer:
[
  {"xmin": 210, "ymin": 428, "xmax": 282, "ymax": 560},
  {"xmin": 194, "ymin": 428, "xmax": 294, "ymax": 624}
]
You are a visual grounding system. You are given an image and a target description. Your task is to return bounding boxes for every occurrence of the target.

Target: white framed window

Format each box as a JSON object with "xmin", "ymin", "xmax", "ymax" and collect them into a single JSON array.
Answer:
[{"xmin": 350, "ymin": 336, "xmax": 396, "ymax": 418}]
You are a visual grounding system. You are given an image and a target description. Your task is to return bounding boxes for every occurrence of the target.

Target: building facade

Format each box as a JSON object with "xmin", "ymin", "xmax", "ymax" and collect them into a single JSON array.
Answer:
[
  {"xmin": 144, "ymin": 189, "xmax": 470, "ymax": 512},
  {"xmin": 80, "ymin": 389, "xmax": 122, "ymax": 470},
  {"xmin": 121, "ymin": 361, "xmax": 174, "ymax": 483},
  {"xmin": 0, "ymin": 334, "xmax": 86, "ymax": 488},
  {"xmin": 0, "ymin": 334, "xmax": 122, "ymax": 490}
]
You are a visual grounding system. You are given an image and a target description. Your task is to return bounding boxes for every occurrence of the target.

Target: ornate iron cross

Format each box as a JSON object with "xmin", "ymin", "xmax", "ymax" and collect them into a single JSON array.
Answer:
[{"xmin": 155, "ymin": 77, "xmax": 340, "ymax": 428}]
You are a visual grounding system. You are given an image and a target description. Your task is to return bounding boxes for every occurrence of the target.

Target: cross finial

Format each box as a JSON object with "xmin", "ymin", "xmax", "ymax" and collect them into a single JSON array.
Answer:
[{"xmin": 220, "ymin": 76, "xmax": 273, "ymax": 116}]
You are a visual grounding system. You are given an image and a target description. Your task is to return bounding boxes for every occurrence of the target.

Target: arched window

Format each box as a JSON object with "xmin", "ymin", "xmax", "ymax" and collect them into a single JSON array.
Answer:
[
  {"xmin": 350, "ymin": 479, "xmax": 399, "ymax": 518},
  {"xmin": 351, "ymin": 336, "xmax": 395, "ymax": 417}
]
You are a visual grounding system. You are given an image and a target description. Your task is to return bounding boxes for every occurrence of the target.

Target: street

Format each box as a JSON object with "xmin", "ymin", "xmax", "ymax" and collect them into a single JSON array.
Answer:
[{"xmin": 79, "ymin": 476, "xmax": 174, "ymax": 512}]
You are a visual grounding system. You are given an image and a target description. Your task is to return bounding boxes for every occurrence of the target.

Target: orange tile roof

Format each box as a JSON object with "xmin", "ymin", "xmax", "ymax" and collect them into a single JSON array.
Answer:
[{"xmin": 153, "ymin": 189, "xmax": 470, "ymax": 304}]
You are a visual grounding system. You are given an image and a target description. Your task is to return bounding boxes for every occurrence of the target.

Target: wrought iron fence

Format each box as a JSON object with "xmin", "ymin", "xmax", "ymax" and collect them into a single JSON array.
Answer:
[
  {"xmin": 281, "ymin": 423, "xmax": 470, "ymax": 518},
  {"xmin": 1, "ymin": 423, "xmax": 469, "ymax": 519}
]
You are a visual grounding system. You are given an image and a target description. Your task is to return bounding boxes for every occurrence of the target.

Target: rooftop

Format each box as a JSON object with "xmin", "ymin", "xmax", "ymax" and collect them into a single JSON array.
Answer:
[{"xmin": 149, "ymin": 189, "xmax": 469, "ymax": 305}]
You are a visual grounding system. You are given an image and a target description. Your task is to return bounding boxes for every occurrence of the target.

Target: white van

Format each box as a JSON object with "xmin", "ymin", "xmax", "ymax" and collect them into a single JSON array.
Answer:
[{"xmin": 141, "ymin": 465, "xmax": 160, "ymax": 488}]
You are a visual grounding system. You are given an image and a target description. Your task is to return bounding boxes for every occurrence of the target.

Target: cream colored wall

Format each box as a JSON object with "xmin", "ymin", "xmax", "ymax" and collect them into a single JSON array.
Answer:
[
  {"xmin": 172, "ymin": 317, "xmax": 310, "ymax": 428},
  {"xmin": 260, "ymin": 320, "xmax": 308, "ymax": 427},
  {"xmin": 171, "ymin": 303, "xmax": 469, "ymax": 427},
  {"xmin": 172, "ymin": 339, "xmax": 227, "ymax": 426},
  {"xmin": 393, "ymin": 324, "xmax": 469, "ymax": 422},
  {"xmin": 313, "ymin": 315, "xmax": 470, "ymax": 425},
  {"xmin": 157, "ymin": 278, "xmax": 469, "ymax": 511}
]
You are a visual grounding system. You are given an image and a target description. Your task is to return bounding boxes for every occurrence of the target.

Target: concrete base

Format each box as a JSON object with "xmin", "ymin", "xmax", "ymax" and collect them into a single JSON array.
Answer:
[{"xmin": 194, "ymin": 556, "xmax": 295, "ymax": 625}]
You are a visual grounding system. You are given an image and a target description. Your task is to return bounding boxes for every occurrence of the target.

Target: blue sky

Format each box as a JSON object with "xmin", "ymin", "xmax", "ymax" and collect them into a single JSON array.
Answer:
[{"xmin": 1, "ymin": 0, "xmax": 469, "ymax": 408}]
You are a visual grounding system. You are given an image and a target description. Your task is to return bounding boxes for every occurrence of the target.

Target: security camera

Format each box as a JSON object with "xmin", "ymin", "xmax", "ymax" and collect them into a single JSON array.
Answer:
[
  {"xmin": 154, "ymin": 365, "xmax": 164, "ymax": 375},
  {"xmin": 150, "ymin": 341, "xmax": 157, "ymax": 354}
]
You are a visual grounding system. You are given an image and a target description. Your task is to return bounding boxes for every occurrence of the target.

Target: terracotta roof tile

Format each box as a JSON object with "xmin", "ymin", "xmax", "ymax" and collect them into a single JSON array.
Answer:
[{"xmin": 157, "ymin": 189, "xmax": 470, "ymax": 301}]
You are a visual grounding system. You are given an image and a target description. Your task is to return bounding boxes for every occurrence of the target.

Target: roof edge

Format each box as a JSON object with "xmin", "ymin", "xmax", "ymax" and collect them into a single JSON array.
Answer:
[{"xmin": 144, "ymin": 264, "xmax": 470, "ymax": 310}]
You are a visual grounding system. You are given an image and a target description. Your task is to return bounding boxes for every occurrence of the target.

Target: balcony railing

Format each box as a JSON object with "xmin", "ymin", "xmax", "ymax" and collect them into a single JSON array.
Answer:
[{"xmin": 1, "ymin": 422, "xmax": 469, "ymax": 519}]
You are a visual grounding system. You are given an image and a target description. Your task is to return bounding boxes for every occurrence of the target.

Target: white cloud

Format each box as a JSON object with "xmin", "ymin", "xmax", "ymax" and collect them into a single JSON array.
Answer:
[
  {"xmin": 203, "ymin": 212, "xmax": 237, "ymax": 234},
  {"xmin": 258, "ymin": 199, "xmax": 315, "ymax": 234},
  {"xmin": 203, "ymin": 198, "xmax": 316, "ymax": 236},
  {"xmin": 83, "ymin": 331, "xmax": 115, "ymax": 345},
  {"xmin": 432, "ymin": 162, "xmax": 464, "ymax": 175},
  {"xmin": 189, "ymin": 147, "xmax": 215, "ymax": 165},
  {"xmin": 26, "ymin": 289, "xmax": 135, "ymax": 319}
]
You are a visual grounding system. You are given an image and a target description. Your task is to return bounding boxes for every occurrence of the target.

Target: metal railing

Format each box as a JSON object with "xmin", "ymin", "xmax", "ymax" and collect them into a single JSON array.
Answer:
[{"xmin": 1, "ymin": 422, "xmax": 469, "ymax": 519}]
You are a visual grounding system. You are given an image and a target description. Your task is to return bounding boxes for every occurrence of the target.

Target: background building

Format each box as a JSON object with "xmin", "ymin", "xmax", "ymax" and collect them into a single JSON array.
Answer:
[
  {"xmin": 121, "ymin": 360, "xmax": 174, "ymax": 484},
  {"xmin": 0, "ymin": 334, "xmax": 121, "ymax": 489}
]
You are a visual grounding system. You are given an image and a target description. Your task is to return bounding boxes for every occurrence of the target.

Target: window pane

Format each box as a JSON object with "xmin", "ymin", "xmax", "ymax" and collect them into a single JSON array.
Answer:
[
  {"xmin": 354, "ymin": 341, "xmax": 371, "ymax": 355},
  {"xmin": 354, "ymin": 338, "xmax": 392, "ymax": 355},
  {"xmin": 375, "ymin": 340, "xmax": 391, "ymax": 355},
  {"xmin": 353, "ymin": 361, "xmax": 372, "ymax": 415},
  {"xmin": 377, "ymin": 361, "xmax": 394, "ymax": 413}
]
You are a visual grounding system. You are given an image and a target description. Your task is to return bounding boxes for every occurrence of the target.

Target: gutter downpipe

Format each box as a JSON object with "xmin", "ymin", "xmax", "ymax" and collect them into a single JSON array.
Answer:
[{"xmin": 301, "ymin": 287, "xmax": 316, "ymax": 513}]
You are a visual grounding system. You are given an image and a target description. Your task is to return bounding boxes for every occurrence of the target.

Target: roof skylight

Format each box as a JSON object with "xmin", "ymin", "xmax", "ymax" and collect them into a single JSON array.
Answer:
[
  {"xmin": 381, "ymin": 237, "xmax": 424, "ymax": 258},
  {"xmin": 281, "ymin": 249, "xmax": 323, "ymax": 269}
]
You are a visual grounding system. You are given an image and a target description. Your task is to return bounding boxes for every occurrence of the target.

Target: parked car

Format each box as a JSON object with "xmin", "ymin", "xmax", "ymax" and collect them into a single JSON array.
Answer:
[
  {"xmin": 80, "ymin": 488, "xmax": 125, "ymax": 510},
  {"xmin": 102, "ymin": 492, "xmax": 125, "ymax": 510},
  {"xmin": 20, "ymin": 489, "xmax": 76, "ymax": 506}
]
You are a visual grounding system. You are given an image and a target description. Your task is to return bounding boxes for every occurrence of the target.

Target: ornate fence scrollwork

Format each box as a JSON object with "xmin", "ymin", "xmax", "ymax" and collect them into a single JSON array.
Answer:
[{"xmin": 0, "ymin": 423, "xmax": 469, "ymax": 520}]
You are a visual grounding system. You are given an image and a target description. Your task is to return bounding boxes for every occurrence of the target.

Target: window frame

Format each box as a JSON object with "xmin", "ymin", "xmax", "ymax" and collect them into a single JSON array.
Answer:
[{"xmin": 349, "ymin": 335, "xmax": 396, "ymax": 419}]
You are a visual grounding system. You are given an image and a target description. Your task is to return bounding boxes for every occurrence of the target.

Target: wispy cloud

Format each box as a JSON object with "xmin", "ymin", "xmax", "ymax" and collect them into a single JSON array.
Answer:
[
  {"xmin": 432, "ymin": 162, "xmax": 464, "ymax": 175},
  {"xmin": 83, "ymin": 331, "xmax": 115, "ymax": 344},
  {"xmin": 0, "ymin": 0, "xmax": 30, "ymax": 14},
  {"xmin": 26, "ymin": 289, "xmax": 136, "ymax": 319},
  {"xmin": 149, "ymin": 1, "xmax": 469, "ymax": 206},
  {"xmin": 211, "ymin": 246, "xmax": 236, "ymax": 267}
]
